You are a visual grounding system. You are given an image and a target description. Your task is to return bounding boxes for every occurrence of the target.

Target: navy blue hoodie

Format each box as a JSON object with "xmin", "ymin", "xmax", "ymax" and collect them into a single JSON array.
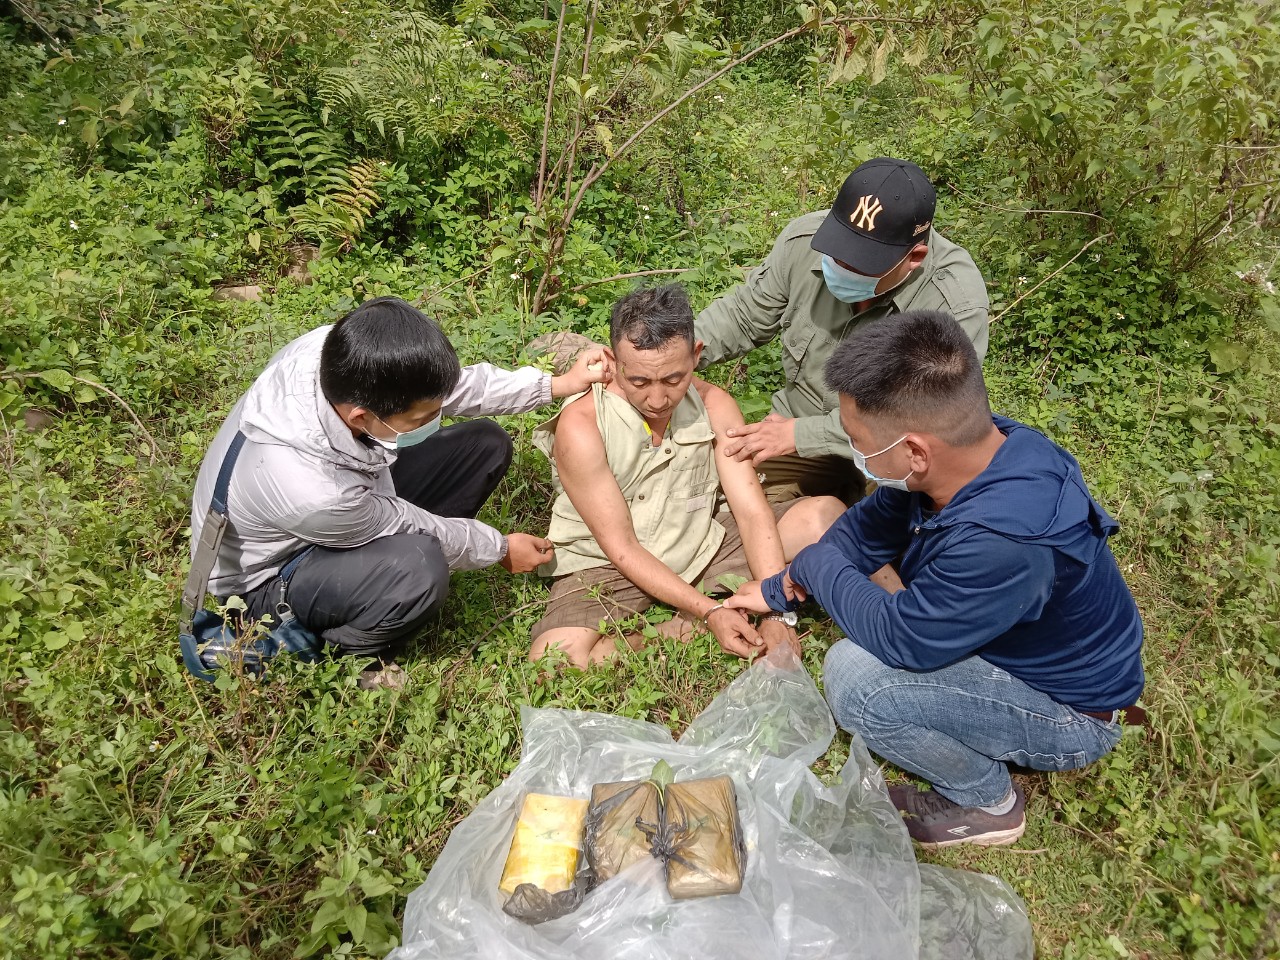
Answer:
[{"xmin": 765, "ymin": 416, "xmax": 1144, "ymax": 712}]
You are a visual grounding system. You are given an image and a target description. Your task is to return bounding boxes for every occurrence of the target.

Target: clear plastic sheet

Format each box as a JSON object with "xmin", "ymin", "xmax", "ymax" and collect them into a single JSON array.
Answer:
[{"xmin": 388, "ymin": 650, "xmax": 1033, "ymax": 960}]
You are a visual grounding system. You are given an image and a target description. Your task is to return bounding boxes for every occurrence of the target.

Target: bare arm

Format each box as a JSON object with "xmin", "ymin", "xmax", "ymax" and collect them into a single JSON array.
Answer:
[
  {"xmin": 699, "ymin": 382, "xmax": 786, "ymax": 580},
  {"xmin": 554, "ymin": 393, "xmax": 762, "ymax": 657},
  {"xmin": 555, "ymin": 395, "xmax": 721, "ymax": 621}
]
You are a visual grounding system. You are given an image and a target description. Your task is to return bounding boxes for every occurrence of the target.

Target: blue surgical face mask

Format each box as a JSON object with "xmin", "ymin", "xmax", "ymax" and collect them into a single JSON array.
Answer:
[
  {"xmin": 848, "ymin": 434, "xmax": 914, "ymax": 492},
  {"xmin": 821, "ymin": 254, "xmax": 882, "ymax": 304},
  {"xmin": 369, "ymin": 412, "xmax": 441, "ymax": 450}
]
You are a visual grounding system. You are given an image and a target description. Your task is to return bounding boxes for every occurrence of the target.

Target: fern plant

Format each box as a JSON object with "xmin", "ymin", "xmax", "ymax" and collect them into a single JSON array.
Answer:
[
  {"xmin": 246, "ymin": 100, "xmax": 351, "ymax": 203},
  {"xmin": 290, "ymin": 158, "xmax": 391, "ymax": 258},
  {"xmin": 314, "ymin": 12, "xmax": 521, "ymax": 154}
]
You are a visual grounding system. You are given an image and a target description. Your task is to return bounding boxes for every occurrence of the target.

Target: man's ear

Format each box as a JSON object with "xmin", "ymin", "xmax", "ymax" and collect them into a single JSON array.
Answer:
[
  {"xmin": 906, "ymin": 243, "xmax": 928, "ymax": 270},
  {"xmin": 334, "ymin": 402, "xmax": 371, "ymax": 434},
  {"xmin": 903, "ymin": 434, "xmax": 931, "ymax": 472},
  {"xmin": 692, "ymin": 339, "xmax": 705, "ymax": 366}
]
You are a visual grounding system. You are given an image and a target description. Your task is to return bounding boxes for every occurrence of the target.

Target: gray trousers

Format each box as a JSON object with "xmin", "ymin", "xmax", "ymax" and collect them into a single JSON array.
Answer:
[{"xmin": 240, "ymin": 419, "xmax": 513, "ymax": 660}]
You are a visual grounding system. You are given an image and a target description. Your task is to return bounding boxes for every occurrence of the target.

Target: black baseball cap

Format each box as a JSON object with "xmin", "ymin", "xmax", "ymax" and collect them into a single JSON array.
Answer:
[{"xmin": 811, "ymin": 158, "xmax": 937, "ymax": 276}]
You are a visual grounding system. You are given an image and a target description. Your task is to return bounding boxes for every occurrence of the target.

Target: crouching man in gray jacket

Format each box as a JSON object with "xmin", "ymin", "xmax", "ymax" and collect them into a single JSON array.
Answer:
[{"xmin": 191, "ymin": 296, "xmax": 609, "ymax": 687}]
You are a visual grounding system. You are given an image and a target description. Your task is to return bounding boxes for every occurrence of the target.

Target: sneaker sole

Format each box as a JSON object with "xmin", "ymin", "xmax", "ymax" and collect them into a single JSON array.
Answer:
[{"xmin": 915, "ymin": 821, "xmax": 1026, "ymax": 849}]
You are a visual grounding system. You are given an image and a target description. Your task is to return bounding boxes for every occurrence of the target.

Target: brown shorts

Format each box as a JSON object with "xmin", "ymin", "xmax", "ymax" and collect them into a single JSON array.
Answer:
[
  {"xmin": 756, "ymin": 452, "xmax": 866, "ymax": 506},
  {"xmin": 531, "ymin": 500, "xmax": 799, "ymax": 640}
]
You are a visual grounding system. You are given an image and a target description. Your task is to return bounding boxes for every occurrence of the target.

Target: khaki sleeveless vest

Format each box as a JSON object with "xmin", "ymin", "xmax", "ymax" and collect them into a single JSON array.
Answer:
[{"xmin": 533, "ymin": 383, "xmax": 724, "ymax": 579}]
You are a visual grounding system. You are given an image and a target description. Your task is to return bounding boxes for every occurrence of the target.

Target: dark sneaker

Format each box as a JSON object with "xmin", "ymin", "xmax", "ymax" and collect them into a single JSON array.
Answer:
[{"xmin": 887, "ymin": 781, "xmax": 1026, "ymax": 848}]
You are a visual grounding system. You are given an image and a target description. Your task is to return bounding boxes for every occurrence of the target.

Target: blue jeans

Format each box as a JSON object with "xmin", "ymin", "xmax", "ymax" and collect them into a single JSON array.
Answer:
[{"xmin": 823, "ymin": 639, "xmax": 1123, "ymax": 808}]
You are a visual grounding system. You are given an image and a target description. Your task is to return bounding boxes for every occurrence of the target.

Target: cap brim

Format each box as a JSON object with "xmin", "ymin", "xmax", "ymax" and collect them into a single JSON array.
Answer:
[{"xmin": 810, "ymin": 213, "xmax": 911, "ymax": 277}]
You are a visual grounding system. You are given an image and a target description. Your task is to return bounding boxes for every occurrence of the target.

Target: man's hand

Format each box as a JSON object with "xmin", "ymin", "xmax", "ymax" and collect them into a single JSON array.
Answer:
[
  {"xmin": 500, "ymin": 532, "xmax": 553, "ymax": 573},
  {"xmin": 758, "ymin": 618, "xmax": 800, "ymax": 657},
  {"xmin": 725, "ymin": 570, "xmax": 808, "ymax": 615},
  {"xmin": 706, "ymin": 606, "xmax": 764, "ymax": 659},
  {"xmin": 722, "ymin": 412, "xmax": 797, "ymax": 465},
  {"xmin": 725, "ymin": 579, "xmax": 770, "ymax": 614},
  {"xmin": 551, "ymin": 347, "xmax": 613, "ymax": 398}
]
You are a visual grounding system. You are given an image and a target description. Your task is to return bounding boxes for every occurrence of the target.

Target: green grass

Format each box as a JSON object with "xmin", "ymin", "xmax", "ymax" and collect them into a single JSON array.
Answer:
[{"xmin": 2, "ymin": 44, "xmax": 1278, "ymax": 960}]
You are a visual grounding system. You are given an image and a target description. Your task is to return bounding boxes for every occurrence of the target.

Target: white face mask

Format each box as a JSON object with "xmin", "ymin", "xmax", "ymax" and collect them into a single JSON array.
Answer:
[
  {"xmin": 368, "ymin": 412, "xmax": 441, "ymax": 450},
  {"xmin": 848, "ymin": 435, "xmax": 914, "ymax": 492}
]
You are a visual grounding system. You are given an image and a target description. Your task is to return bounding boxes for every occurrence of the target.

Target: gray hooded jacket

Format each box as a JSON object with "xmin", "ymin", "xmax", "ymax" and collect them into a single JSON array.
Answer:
[{"xmin": 192, "ymin": 326, "xmax": 552, "ymax": 596}]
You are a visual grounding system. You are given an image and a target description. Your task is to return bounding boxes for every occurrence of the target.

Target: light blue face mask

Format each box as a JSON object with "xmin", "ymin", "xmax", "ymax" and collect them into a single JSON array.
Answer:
[
  {"xmin": 848, "ymin": 435, "xmax": 914, "ymax": 492},
  {"xmin": 821, "ymin": 254, "xmax": 882, "ymax": 304},
  {"xmin": 369, "ymin": 412, "xmax": 441, "ymax": 450}
]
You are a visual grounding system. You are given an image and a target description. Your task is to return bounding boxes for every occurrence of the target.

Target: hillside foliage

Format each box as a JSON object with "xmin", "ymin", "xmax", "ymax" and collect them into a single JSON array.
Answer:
[{"xmin": 1, "ymin": 0, "xmax": 1278, "ymax": 957}]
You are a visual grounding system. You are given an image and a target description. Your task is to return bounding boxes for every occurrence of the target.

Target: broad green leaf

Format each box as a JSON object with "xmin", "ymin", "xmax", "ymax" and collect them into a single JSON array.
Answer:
[{"xmin": 36, "ymin": 370, "xmax": 75, "ymax": 392}]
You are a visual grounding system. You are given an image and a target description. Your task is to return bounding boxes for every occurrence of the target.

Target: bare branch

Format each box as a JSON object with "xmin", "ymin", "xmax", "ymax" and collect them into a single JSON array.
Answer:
[
  {"xmin": 545, "ymin": 267, "xmax": 692, "ymax": 305},
  {"xmin": 535, "ymin": 2, "xmax": 569, "ymax": 210},
  {"xmin": 991, "ymin": 233, "xmax": 1113, "ymax": 325}
]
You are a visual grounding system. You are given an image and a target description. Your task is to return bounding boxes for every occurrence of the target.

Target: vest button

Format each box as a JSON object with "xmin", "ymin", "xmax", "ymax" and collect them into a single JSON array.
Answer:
[
  {"xmin": 663, "ymin": 447, "xmax": 671, "ymax": 454},
  {"xmin": 638, "ymin": 494, "xmax": 646, "ymax": 501}
]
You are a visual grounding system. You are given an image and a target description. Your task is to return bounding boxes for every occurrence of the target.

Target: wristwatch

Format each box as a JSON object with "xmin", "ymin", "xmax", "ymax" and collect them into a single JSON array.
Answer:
[{"xmin": 763, "ymin": 611, "xmax": 798, "ymax": 627}]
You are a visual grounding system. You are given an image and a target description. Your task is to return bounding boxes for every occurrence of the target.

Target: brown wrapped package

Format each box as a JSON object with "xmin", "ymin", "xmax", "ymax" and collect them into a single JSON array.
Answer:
[
  {"xmin": 499, "ymin": 793, "xmax": 590, "ymax": 897},
  {"xmin": 584, "ymin": 779, "xmax": 662, "ymax": 884},
  {"xmin": 661, "ymin": 775, "xmax": 746, "ymax": 899}
]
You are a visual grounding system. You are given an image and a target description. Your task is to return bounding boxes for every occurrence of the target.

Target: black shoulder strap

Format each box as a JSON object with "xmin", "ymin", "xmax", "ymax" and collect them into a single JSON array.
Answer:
[{"xmin": 179, "ymin": 432, "xmax": 248, "ymax": 632}]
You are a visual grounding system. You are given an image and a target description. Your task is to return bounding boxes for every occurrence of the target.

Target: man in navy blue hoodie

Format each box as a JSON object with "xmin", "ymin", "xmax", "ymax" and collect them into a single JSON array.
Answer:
[{"xmin": 728, "ymin": 309, "xmax": 1144, "ymax": 847}]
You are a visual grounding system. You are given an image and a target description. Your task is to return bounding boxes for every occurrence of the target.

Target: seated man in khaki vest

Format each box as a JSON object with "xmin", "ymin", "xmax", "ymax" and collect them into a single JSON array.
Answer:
[{"xmin": 530, "ymin": 284, "xmax": 845, "ymax": 667}]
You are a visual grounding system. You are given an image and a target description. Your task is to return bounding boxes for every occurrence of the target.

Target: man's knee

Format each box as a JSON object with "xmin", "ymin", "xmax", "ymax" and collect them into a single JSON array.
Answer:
[
  {"xmin": 823, "ymin": 639, "xmax": 892, "ymax": 731},
  {"xmin": 395, "ymin": 534, "xmax": 450, "ymax": 595},
  {"xmin": 323, "ymin": 534, "xmax": 450, "ymax": 656},
  {"xmin": 466, "ymin": 419, "xmax": 514, "ymax": 474}
]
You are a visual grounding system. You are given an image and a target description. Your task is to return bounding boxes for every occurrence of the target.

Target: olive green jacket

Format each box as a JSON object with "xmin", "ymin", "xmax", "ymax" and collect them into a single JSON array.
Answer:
[{"xmin": 695, "ymin": 211, "xmax": 989, "ymax": 458}]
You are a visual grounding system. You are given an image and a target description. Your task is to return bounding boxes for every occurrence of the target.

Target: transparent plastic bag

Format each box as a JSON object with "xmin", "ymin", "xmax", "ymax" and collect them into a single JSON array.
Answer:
[{"xmin": 388, "ymin": 650, "xmax": 1033, "ymax": 960}]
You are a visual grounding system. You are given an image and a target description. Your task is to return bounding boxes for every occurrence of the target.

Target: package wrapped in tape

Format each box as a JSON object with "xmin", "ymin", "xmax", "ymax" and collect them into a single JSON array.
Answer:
[
  {"xmin": 659, "ymin": 775, "xmax": 746, "ymax": 899},
  {"xmin": 499, "ymin": 793, "xmax": 588, "ymax": 897},
  {"xmin": 584, "ymin": 779, "xmax": 662, "ymax": 884},
  {"xmin": 392, "ymin": 651, "xmax": 1035, "ymax": 960}
]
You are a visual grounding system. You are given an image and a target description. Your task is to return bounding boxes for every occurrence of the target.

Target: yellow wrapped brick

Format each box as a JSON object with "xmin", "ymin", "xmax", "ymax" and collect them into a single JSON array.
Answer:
[{"xmin": 499, "ymin": 793, "xmax": 590, "ymax": 897}]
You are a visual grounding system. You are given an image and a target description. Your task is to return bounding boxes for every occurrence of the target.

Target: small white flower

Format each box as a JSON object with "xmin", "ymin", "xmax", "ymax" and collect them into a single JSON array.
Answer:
[
  {"xmin": 1195, "ymin": 470, "xmax": 1213, "ymax": 483},
  {"xmin": 510, "ymin": 273, "xmax": 519, "ymax": 280},
  {"xmin": 149, "ymin": 740, "xmax": 159, "ymax": 752},
  {"xmin": 69, "ymin": 220, "xmax": 78, "ymax": 230},
  {"xmin": 481, "ymin": 72, "xmax": 488, "ymax": 80},
  {"xmin": 781, "ymin": 166, "xmax": 788, "ymax": 173},
  {"xmin": 643, "ymin": 214, "xmax": 650, "ymax": 220},
  {"xmin": 57, "ymin": 118, "xmax": 67, "ymax": 126},
  {"xmin": 1017, "ymin": 276, "xmax": 1027, "ymax": 284},
  {"xmin": 641, "ymin": 205, "xmax": 649, "ymax": 210},
  {"xmin": 366, "ymin": 829, "xmax": 377, "ymax": 835},
  {"xmin": 769, "ymin": 211, "xmax": 777, "ymax": 218}
]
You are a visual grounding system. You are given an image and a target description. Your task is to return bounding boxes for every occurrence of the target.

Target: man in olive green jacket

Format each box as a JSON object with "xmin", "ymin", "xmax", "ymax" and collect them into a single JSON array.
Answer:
[{"xmin": 695, "ymin": 157, "xmax": 989, "ymax": 503}]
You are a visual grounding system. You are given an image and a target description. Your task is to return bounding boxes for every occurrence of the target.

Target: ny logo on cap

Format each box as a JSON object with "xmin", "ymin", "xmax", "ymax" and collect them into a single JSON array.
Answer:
[{"xmin": 849, "ymin": 195, "xmax": 884, "ymax": 231}]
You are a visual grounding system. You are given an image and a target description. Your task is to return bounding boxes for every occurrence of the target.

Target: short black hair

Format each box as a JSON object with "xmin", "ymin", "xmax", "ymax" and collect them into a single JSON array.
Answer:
[
  {"xmin": 610, "ymin": 284, "xmax": 695, "ymax": 350},
  {"xmin": 824, "ymin": 310, "xmax": 992, "ymax": 446},
  {"xmin": 319, "ymin": 296, "xmax": 461, "ymax": 416}
]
